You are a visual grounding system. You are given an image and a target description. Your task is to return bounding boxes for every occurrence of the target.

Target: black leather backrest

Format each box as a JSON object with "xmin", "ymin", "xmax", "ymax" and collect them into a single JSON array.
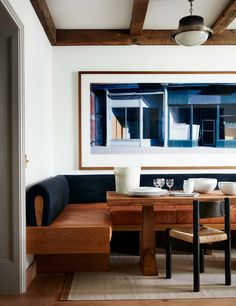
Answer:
[
  {"xmin": 141, "ymin": 173, "xmax": 236, "ymax": 190},
  {"xmin": 65, "ymin": 173, "xmax": 236, "ymax": 203},
  {"xmin": 65, "ymin": 175, "xmax": 115, "ymax": 203},
  {"xmin": 26, "ymin": 175, "xmax": 69, "ymax": 226},
  {"xmin": 26, "ymin": 173, "xmax": 236, "ymax": 225},
  {"xmin": 199, "ymin": 201, "xmax": 224, "ymax": 218}
]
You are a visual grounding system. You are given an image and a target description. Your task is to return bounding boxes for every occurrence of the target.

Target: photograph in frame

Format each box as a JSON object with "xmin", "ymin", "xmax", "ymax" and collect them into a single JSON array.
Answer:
[{"xmin": 79, "ymin": 71, "xmax": 236, "ymax": 170}]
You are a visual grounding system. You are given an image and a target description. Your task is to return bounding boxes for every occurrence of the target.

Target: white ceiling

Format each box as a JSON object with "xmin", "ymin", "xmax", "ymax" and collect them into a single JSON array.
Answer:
[
  {"xmin": 227, "ymin": 18, "xmax": 236, "ymax": 29},
  {"xmin": 144, "ymin": 0, "xmax": 230, "ymax": 29},
  {"xmin": 46, "ymin": 0, "xmax": 236, "ymax": 30},
  {"xmin": 46, "ymin": 0, "xmax": 133, "ymax": 29}
]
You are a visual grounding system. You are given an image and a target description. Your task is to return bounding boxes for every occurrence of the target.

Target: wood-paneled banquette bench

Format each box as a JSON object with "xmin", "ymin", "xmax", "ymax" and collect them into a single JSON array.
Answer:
[
  {"xmin": 26, "ymin": 174, "xmax": 236, "ymax": 272},
  {"xmin": 26, "ymin": 175, "xmax": 112, "ymax": 272}
]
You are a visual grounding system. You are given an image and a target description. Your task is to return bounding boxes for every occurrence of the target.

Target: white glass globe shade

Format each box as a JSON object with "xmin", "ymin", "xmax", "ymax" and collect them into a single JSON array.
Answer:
[{"xmin": 174, "ymin": 30, "xmax": 209, "ymax": 46}]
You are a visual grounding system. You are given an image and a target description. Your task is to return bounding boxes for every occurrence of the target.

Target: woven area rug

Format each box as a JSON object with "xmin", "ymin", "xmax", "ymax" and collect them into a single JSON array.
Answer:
[{"xmin": 62, "ymin": 253, "xmax": 236, "ymax": 301}]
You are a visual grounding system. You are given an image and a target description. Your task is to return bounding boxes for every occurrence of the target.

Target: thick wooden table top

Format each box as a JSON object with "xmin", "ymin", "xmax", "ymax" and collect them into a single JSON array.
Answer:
[{"xmin": 106, "ymin": 190, "xmax": 236, "ymax": 207}]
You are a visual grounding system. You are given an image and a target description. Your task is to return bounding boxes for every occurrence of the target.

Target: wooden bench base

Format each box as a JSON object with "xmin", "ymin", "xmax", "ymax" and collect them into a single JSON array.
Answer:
[
  {"xmin": 27, "ymin": 226, "xmax": 110, "ymax": 254},
  {"xmin": 27, "ymin": 225, "xmax": 111, "ymax": 272},
  {"xmin": 36, "ymin": 253, "xmax": 110, "ymax": 272}
]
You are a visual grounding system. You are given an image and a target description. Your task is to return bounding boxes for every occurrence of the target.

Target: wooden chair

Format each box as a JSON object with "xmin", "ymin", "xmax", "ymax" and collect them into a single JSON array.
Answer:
[{"xmin": 166, "ymin": 199, "xmax": 231, "ymax": 292}]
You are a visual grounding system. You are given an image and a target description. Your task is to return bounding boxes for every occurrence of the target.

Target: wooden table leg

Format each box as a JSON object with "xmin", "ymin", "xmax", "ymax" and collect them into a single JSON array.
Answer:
[{"xmin": 140, "ymin": 205, "xmax": 158, "ymax": 276}]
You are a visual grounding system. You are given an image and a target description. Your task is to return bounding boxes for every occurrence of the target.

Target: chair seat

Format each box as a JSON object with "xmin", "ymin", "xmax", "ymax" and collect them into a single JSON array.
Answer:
[{"xmin": 170, "ymin": 226, "xmax": 227, "ymax": 244}]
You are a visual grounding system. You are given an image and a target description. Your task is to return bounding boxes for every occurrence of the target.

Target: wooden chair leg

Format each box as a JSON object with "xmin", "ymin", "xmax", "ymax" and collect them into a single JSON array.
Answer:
[
  {"xmin": 166, "ymin": 228, "xmax": 172, "ymax": 279},
  {"xmin": 200, "ymin": 245, "xmax": 204, "ymax": 273}
]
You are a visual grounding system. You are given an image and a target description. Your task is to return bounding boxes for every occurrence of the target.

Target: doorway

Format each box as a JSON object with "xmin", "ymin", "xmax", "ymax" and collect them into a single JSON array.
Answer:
[
  {"xmin": 201, "ymin": 119, "xmax": 215, "ymax": 146},
  {"xmin": 193, "ymin": 106, "xmax": 217, "ymax": 147},
  {"xmin": 0, "ymin": 0, "xmax": 25, "ymax": 294}
]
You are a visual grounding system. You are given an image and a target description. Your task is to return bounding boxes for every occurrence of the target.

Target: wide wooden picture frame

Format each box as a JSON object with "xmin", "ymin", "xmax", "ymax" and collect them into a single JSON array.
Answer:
[{"xmin": 78, "ymin": 71, "xmax": 236, "ymax": 170}]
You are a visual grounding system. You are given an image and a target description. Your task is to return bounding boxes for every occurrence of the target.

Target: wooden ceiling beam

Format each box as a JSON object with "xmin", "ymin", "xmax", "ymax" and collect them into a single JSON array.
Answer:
[
  {"xmin": 206, "ymin": 29, "xmax": 236, "ymax": 45},
  {"xmin": 56, "ymin": 29, "xmax": 236, "ymax": 46},
  {"xmin": 212, "ymin": 0, "xmax": 236, "ymax": 34},
  {"xmin": 130, "ymin": 0, "xmax": 150, "ymax": 35},
  {"xmin": 57, "ymin": 30, "xmax": 133, "ymax": 46},
  {"xmin": 30, "ymin": 0, "xmax": 56, "ymax": 45}
]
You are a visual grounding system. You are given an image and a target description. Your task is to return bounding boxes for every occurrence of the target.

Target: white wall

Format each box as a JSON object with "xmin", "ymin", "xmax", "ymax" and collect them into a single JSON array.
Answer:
[
  {"xmin": 8, "ymin": 0, "xmax": 54, "ymax": 186},
  {"xmin": 52, "ymin": 46, "xmax": 236, "ymax": 174}
]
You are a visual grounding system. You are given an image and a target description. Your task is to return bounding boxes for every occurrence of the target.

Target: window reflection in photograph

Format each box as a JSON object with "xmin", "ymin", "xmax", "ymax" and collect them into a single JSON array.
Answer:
[{"xmin": 220, "ymin": 104, "xmax": 236, "ymax": 141}]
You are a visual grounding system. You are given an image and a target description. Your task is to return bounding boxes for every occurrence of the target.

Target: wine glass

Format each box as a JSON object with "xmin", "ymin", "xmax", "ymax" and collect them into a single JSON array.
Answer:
[
  {"xmin": 153, "ymin": 178, "xmax": 161, "ymax": 189},
  {"xmin": 166, "ymin": 178, "xmax": 174, "ymax": 191},
  {"xmin": 160, "ymin": 178, "xmax": 165, "ymax": 189}
]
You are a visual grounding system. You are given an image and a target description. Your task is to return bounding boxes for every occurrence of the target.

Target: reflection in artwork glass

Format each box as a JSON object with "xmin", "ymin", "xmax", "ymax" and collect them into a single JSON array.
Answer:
[
  {"xmin": 219, "ymin": 104, "xmax": 236, "ymax": 141},
  {"xmin": 90, "ymin": 83, "xmax": 236, "ymax": 154},
  {"xmin": 169, "ymin": 106, "xmax": 192, "ymax": 142}
]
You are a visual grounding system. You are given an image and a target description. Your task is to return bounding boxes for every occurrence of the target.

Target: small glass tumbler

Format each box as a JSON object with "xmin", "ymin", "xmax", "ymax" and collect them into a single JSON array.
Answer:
[{"xmin": 183, "ymin": 180, "xmax": 194, "ymax": 193}]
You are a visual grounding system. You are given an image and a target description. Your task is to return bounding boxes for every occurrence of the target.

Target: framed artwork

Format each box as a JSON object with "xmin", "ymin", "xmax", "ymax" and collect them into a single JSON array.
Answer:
[{"xmin": 78, "ymin": 71, "xmax": 236, "ymax": 170}]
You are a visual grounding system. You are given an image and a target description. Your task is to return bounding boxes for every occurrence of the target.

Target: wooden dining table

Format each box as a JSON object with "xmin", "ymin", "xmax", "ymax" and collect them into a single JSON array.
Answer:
[{"xmin": 106, "ymin": 190, "xmax": 236, "ymax": 276}]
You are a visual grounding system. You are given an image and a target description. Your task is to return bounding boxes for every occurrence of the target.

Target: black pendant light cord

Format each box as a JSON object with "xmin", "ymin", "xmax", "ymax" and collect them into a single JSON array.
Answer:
[{"xmin": 189, "ymin": 0, "xmax": 194, "ymax": 15}]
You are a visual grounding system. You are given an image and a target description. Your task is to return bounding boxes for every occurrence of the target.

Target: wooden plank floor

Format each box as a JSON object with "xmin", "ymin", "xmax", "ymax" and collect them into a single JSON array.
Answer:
[{"xmin": 0, "ymin": 272, "xmax": 236, "ymax": 306}]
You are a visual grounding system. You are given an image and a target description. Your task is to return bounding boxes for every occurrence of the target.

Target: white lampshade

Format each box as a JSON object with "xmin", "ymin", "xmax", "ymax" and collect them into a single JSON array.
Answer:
[{"xmin": 174, "ymin": 30, "xmax": 210, "ymax": 46}]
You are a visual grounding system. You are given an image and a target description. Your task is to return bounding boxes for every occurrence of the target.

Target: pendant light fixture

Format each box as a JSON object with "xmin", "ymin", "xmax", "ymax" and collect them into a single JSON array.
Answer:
[{"xmin": 172, "ymin": 0, "xmax": 213, "ymax": 46}]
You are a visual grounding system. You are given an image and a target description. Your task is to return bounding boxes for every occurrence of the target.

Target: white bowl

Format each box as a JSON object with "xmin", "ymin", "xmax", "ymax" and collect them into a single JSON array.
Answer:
[
  {"xmin": 188, "ymin": 178, "xmax": 217, "ymax": 193},
  {"xmin": 218, "ymin": 182, "xmax": 236, "ymax": 195}
]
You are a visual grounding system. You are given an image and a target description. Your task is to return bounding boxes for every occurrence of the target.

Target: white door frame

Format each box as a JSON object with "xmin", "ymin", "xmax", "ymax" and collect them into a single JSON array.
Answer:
[{"xmin": 1, "ymin": 0, "xmax": 25, "ymax": 293}]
